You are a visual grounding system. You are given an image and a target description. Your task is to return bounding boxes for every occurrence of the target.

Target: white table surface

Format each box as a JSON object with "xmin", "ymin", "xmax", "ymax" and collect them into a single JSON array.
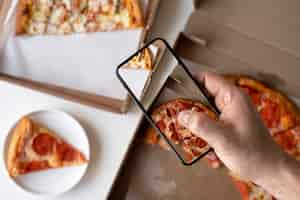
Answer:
[{"xmin": 0, "ymin": 1, "xmax": 194, "ymax": 200}]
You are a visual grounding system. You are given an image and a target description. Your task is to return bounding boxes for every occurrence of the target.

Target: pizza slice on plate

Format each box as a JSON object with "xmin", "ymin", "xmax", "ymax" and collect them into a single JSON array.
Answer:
[
  {"xmin": 16, "ymin": 0, "xmax": 144, "ymax": 35},
  {"xmin": 7, "ymin": 117, "xmax": 88, "ymax": 177}
]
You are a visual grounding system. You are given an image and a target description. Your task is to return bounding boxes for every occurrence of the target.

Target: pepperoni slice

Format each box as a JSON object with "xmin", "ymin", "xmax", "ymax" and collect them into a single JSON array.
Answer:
[
  {"xmin": 260, "ymin": 99, "xmax": 281, "ymax": 128},
  {"xmin": 56, "ymin": 142, "xmax": 79, "ymax": 162},
  {"xmin": 177, "ymin": 101, "xmax": 193, "ymax": 112},
  {"xmin": 156, "ymin": 120, "xmax": 166, "ymax": 132},
  {"xmin": 250, "ymin": 92, "xmax": 262, "ymax": 107},
  {"xmin": 185, "ymin": 137, "xmax": 207, "ymax": 148},
  {"xmin": 274, "ymin": 131, "xmax": 296, "ymax": 151},
  {"xmin": 232, "ymin": 179, "xmax": 250, "ymax": 200},
  {"xmin": 167, "ymin": 107, "xmax": 177, "ymax": 118},
  {"xmin": 32, "ymin": 133, "xmax": 56, "ymax": 156},
  {"xmin": 168, "ymin": 123, "xmax": 181, "ymax": 142},
  {"xmin": 20, "ymin": 161, "xmax": 49, "ymax": 174}
]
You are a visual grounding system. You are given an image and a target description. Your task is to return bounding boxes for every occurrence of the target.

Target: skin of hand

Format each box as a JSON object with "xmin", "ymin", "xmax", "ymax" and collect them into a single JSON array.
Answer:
[{"xmin": 177, "ymin": 72, "xmax": 300, "ymax": 200}]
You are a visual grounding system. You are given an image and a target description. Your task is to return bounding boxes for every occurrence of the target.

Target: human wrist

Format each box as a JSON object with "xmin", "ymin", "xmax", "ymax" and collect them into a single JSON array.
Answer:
[
  {"xmin": 254, "ymin": 151, "xmax": 298, "ymax": 199},
  {"xmin": 251, "ymin": 148, "xmax": 286, "ymax": 188}
]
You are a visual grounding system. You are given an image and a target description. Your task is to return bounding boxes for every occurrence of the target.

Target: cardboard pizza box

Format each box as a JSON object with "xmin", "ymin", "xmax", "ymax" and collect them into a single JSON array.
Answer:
[
  {"xmin": 0, "ymin": 0, "xmax": 161, "ymax": 113},
  {"xmin": 109, "ymin": 0, "xmax": 300, "ymax": 199}
]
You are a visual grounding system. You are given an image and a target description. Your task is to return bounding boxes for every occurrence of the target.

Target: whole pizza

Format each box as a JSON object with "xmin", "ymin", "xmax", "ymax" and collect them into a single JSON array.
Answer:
[{"xmin": 145, "ymin": 75, "xmax": 300, "ymax": 200}]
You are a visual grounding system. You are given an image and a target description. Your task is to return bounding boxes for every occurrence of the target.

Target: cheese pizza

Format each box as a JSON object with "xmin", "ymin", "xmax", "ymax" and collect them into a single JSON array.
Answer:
[
  {"xmin": 16, "ymin": 0, "xmax": 144, "ymax": 35},
  {"xmin": 7, "ymin": 117, "xmax": 88, "ymax": 177}
]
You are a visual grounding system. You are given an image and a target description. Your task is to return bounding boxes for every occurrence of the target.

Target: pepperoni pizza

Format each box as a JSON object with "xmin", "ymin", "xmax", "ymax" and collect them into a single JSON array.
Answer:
[
  {"xmin": 228, "ymin": 76, "xmax": 300, "ymax": 200},
  {"xmin": 147, "ymin": 98, "xmax": 221, "ymax": 167},
  {"xmin": 7, "ymin": 117, "xmax": 88, "ymax": 177},
  {"xmin": 145, "ymin": 75, "xmax": 300, "ymax": 200}
]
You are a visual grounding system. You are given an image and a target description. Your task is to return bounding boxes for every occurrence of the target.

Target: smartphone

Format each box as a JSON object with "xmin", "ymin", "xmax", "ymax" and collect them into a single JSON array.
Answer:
[{"xmin": 116, "ymin": 38, "xmax": 219, "ymax": 165}]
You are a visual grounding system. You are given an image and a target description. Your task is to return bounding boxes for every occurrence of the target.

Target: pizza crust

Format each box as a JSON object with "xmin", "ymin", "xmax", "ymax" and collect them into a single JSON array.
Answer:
[
  {"xmin": 125, "ymin": 0, "xmax": 144, "ymax": 28},
  {"xmin": 7, "ymin": 117, "xmax": 32, "ymax": 177},
  {"xmin": 15, "ymin": 0, "xmax": 31, "ymax": 35}
]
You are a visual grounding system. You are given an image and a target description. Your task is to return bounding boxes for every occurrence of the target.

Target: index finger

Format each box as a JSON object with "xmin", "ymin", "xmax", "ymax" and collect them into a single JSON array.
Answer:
[{"xmin": 198, "ymin": 72, "xmax": 238, "ymax": 111}]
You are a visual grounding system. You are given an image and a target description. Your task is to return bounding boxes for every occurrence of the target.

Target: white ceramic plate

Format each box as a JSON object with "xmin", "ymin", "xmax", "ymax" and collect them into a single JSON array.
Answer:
[{"xmin": 3, "ymin": 110, "xmax": 90, "ymax": 196}]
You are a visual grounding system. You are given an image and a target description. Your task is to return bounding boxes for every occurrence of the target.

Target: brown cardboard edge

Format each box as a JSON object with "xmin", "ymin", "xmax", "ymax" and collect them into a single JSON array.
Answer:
[
  {"xmin": 0, "ymin": 74, "xmax": 124, "ymax": 113},
  {"xmin": 0, "ymin": 0, "xmax": 161, "ymax": 114}
]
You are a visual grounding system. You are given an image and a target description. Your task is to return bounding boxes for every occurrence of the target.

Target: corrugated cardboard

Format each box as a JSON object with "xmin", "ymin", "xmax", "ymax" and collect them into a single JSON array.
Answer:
[{"xmin": 109, "ymin": 0, "xmax": 300, "ymax": 199}]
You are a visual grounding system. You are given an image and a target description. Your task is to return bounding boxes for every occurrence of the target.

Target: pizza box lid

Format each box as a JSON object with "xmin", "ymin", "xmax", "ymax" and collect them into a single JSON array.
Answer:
[
  {"xmin": 174, "ymin": 0, "xmax": 300, "ymax": 98},
  {"xmin": 109, "ymin": 0, "xmax": 300, "ymax": 199},
  {"xmin": 0, "ymin": 0, "xmax": 161, "ymax": 114}
]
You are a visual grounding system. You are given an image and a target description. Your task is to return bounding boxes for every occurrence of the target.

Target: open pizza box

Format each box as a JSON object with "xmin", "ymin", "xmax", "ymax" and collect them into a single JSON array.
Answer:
[
  {"xmin": 109, "ymin": 0, "xmax": 300, "ymax": 199},
  {"xmin": 0, "ymin": 0, "xmax": 161, "ymax": 113}
]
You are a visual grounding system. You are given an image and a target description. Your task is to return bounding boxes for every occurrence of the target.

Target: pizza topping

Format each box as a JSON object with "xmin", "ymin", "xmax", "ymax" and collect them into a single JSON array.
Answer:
[
  {"xmin": 56, "ymin": 142, "xmax": 81, "ymax": 162},
  {"xmin": 280, "ymin": 114, "xmax": 295, "ymax": 131},
  {"xmin": 183, "ymin": 136, "xmax": 207, "ymax": 148},
  {"xmin": 58, "ymin": 22, "xmax": 72, "ymax": 34},
  {"xmin": 177, "ymin": 101, "xmax": 194, "ymax": 112},
  {"xmin": 156, "ymin": 120, "xmax": 166, "ymax": 132},
  {"xmin": 49, "ymin": 6, "xmax": 67, "ymax": 25},
  {"xmin": 260, "ymin": 98, "xmax": 281, "ymax": 129},
  {"xmin": 61, "ymin": 0, "xmax": 72, "ymax": 10},
  {"xmin": 27, "ymin": 21, "xmax": 47, "ymax": 34},
  {"xmin": 151, "ymin": 99, "xmax": 213, "ymax": 163},
  {"xmin": 168, "ymin": 123, "xmax": 181, "ymax": 143},
  {"xmin": 274, "ymin": 132, "xmax": 296, "ymax": 152},
  {"xmin": 72, "ymin": 14, "xmax": 88, "ymax": 32},
  {"xmin": 20, "ymin": 160, "xmax": 49, "ymax": 174},
  {"xmin": 233, "ymin": 179, "xmax": 250, "ymax": 198},
  {"xmin": 32, "ymin": 133, "xmax": 56, "ymax": 156}
]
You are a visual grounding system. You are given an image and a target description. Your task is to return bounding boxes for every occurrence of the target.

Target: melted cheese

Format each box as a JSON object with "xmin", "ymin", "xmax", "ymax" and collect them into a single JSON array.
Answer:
[
  {"xmin": 31, "ymin": 10, "xmax": 48, "ymax": 22},
  {"xmin": 97, "ymin": 15, "xmax": 116, "ymax": 30},
  {"xmin": 46, "ymin": 24, "xmax": 58, "ymax": 34},
  {"xmin": 61, "ymin": 0, "xmax": 72, "ymax": 10},
  {"xmin": 72, "ymin": 14, "xmax": 87, "ymax": 32},
  {"xmin": 49, "ymin": 6, "xmax": 66, "ymax": 25},
  {"xmin": 118, "ymin": 10, "xmax": 130, "ymax": 27},
  {"xmin": 88, "ymin": 0, "xmax": 102, "ymax": 12},
  {"xmin": 27, "ymin": 21, "xmax": 46, "ymax": 34},
  {"xmin": 58, "ymin": 22, "xmax": 72, "ymax": 34}
]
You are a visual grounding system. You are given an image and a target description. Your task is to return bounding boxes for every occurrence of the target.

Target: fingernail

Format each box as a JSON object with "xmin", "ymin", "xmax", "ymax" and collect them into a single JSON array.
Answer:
[{"xmin": 178, "ymin": 111, "xmax": 192, "ymax": 126}]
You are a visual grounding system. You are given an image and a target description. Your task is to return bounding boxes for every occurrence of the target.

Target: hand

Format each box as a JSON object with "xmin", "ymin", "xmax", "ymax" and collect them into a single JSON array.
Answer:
[{"xmin": 178, "ymin": 72, "xmax": 285, "ymax": 184}]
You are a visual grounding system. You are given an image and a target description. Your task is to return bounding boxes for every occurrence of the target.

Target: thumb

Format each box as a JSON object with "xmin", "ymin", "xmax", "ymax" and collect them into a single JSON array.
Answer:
[{"xmin": 178, "ymin": 110, "xmax": 225, "ymax": 146}]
